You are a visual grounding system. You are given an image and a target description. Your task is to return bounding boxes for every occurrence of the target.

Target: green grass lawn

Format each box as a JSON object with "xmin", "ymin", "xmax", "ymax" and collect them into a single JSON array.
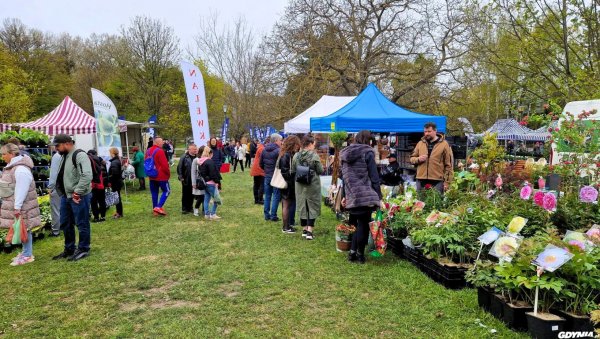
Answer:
[{"xmin": 0, "ymin": 171, "xmax": 526, "ymax": 338}]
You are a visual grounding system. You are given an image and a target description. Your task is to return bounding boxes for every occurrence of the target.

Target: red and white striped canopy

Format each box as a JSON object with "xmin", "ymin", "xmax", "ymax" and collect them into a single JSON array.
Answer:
[
  {"xmin": 0, "ymin": 96, "xmax": 96, "ymax": 135},
  {"xmin": 20, "ymin": 96, "xmax": 96, "ymax": 135}
]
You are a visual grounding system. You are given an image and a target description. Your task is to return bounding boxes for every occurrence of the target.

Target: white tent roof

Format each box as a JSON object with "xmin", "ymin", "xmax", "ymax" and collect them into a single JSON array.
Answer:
[
  {"xmin": 284, "ymin": 95, "xmax": 355, "ymax": 133},
  {"xmin": 562, "ymin": 99, "xmax": 600, "ymax": 121}
]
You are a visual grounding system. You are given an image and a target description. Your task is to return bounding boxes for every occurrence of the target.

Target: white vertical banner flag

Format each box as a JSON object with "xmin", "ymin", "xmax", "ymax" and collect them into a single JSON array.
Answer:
[
  {"xmin": 180, "ymin": 60, "xmax": 210, "ymax": 146},
  {"xmin": 91, "ymin": 88, "xmax": 122, "ymax": 158}
]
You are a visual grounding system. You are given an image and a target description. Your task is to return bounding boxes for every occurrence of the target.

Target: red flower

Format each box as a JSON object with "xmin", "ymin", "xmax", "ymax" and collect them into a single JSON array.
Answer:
[
  {"xmin": 424, "ymin": 184, "xmax": 432, "ymax": 189},
  {"xmin": 554, "ymin": 127, "xmax": 559, "ymax": 132}
]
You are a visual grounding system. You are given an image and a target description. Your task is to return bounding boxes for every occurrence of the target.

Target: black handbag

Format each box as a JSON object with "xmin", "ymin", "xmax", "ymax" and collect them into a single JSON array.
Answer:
[
  {"xmin": 195, "ymin": 165, "xmax": 207, "ymax": 190},
  {"xmin": 295, "ymin": 162, "xmax": 314, "ymax": 185}
]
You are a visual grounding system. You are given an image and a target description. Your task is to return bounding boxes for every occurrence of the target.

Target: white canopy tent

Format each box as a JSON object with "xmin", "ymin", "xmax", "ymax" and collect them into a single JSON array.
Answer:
[{"xmin": 284, "ymin": 95, "xmax": 355, "ymax": 134}]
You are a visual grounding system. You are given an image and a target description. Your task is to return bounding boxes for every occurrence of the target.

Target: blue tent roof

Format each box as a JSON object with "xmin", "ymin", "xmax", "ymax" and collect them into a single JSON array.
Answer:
[{"xmin": 310, "ymin": 83, "xmax": 446, "ymax": 133}]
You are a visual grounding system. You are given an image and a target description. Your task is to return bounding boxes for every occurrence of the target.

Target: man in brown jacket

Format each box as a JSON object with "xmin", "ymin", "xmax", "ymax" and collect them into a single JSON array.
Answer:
[{"xmin": 410, "ymin": 122, "xmax": 454, "ymax": 194}]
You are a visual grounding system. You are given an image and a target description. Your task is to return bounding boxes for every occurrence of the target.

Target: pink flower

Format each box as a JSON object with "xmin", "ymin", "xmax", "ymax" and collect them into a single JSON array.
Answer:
[
  {"xmin": 495, "ymin": 174, "xmax": 503, "ymax": 189},
  {"xmin": 520, "ymin": 183, "xmax": 532, "ymax": 200},
  {"xmin": 579, "ymin": 186, "xmax": 599, "ymax": 203},
  {"xmin": 554, "ymin": 127, "xmax": 559, "ymax": 132},
  {"xmin": 587, "ymin": 228, "xmax": 600, "ymax": 242},
  {"xmin": 413, "ymin": 201, "xmax": 425, "ymax": 212},
  {"xmin": 542, "ymin": 193, "xmax": 557, "ymax": 211},
  {"xmin": 538, "ymin": 177, "xmax": 546, "ymax": 190},
  {"xmin": 534, "ymin": 191, "xmax": 544, "ymax": 207},
  {"xmin": 568, "ymin": 240, "xmax": 586, "ymax": 251}
]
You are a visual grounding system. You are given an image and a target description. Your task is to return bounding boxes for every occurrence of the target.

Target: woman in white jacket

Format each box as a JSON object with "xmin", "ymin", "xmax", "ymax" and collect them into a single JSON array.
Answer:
[
  {"xmin": 233, "ymin": 141, "xmax": 246, "ymax": 173},
  {"xmin": 0, "ymin": 143, "xmax": 41, "ymax": 266}
]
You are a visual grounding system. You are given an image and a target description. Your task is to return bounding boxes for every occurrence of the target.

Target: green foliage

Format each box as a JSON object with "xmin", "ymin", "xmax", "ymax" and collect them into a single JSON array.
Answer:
[
  {"xmin": 450, "ymin": 171, "xmax": 480, "ymax": 192},
  {"xmin": 559, "ymin": 246, "xmax": 600, "ymax": 315},
  {"xmin": 471, "ymin": 133, "xmax": 506, "ymax": 175},
  {"xmin": 329, "ymin": 131, "xmax": 348, "ymax": 148},
  {"xmin": 0, "ymin": 46, "xmax": 33, "ymax": 122},
  {"xmin": 551, "ymin": 193, "xmax": 600, "ymax": 232}
]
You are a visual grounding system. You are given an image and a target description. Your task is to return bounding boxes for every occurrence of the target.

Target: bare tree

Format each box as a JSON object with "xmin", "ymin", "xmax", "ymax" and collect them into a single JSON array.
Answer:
[
  {"xmin": 120, "ymin": 16, "xmax": 180, "ymax": 119},
  {"xmin": 263, "ymin": 0, "xmax": 469, "ymax": 111},
  {"xmin": 193, "ymin": 14, "xmax": 274, "ymax": 135}
]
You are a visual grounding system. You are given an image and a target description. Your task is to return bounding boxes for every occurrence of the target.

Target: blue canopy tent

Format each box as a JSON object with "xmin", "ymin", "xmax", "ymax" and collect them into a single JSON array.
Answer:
[{"xmin": 310, "ymin": 83, "xmax": 446, "ymax": 133}]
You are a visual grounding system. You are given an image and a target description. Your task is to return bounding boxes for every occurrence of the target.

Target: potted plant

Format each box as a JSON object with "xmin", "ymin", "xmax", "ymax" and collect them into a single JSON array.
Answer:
[
  {"xmin": 465, "ymin": 260, "xmax": 498, "ymax": 311},
  {"xmin": 522, "ymin": 272, "xmax": 568, "ymax": 339},
  {"xmin": 335, "ymin": 223, "xmax": 355, "ymax": 252},
  {"xmin": 554, "ymin": 244, "xmax": 600, "ymax": 333}
]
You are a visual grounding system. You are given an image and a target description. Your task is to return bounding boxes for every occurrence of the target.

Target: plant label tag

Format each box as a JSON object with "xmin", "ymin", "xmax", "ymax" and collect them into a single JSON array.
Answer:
[
  {"xmin": 551, "ymin": 326, "xmax": 558, "ymax": 331},
  {"xmin": 478, "ymin": 227, "xmax": 503, "ymax": 245}
]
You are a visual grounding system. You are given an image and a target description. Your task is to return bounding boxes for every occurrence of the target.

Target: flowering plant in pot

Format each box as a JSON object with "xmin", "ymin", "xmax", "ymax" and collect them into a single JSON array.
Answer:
[{"xmin": 335, "ymin": 224, "xmax": 355, "ymax": 252}]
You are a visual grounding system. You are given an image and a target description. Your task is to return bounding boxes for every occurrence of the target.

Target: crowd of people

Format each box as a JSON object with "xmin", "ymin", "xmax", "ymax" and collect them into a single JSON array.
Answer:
[{"xmin": 1, "ymin": 122, "xmax": 453, "ymax": 266}]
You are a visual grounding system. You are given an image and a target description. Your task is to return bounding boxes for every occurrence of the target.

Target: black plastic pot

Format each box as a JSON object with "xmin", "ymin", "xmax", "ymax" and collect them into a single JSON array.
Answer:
[
  {"xmin": 489, "ymin": 294, "xmax": 505, "ymax": 320},
  {"xmin": 387, "ymin": 236, "xmax": 405, "ymax": 258},
  {"xmin": 422, "ymin": 258, "xmax": 468, "ymax": 289},
  {"xmin": 502, "ymin": 302, "xmax": 533, "ymax": 331},
  {"xmin": 3, "ymin": 243, "xmax": 13, "ymax": 254},
  {"xmin": 554, "ymin": 310, "xmax": 594, "ymax": 333},
  {"xmin": 526, "ymin": 312, "xmax": 566, "ymax": 339},
  {"xmin": 404, "ymin": 246, "xmax": 423, "ymax": 268},
  {"xmin": 477, "ymin": 287, "xmax": 492, "ymax": 311}
]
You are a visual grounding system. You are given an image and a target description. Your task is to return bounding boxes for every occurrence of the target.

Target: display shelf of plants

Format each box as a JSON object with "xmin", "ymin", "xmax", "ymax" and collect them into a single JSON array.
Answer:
[
  {"xmin": 0, "ymin": 128, "xmax": 51, "ymax": 195},
  {"xmin": 333, "ymin": 110, "xmax": 600, "ymax": 338},
  {"xmin": 0, "ymin": 128, "xmax": 53, "ymax": 253}
]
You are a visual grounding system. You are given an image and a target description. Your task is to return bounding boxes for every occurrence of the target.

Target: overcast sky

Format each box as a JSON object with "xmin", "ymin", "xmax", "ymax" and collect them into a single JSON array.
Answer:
[{"xmin": 0, "ymin": 0, "xmax": 287, "ymax": 51}]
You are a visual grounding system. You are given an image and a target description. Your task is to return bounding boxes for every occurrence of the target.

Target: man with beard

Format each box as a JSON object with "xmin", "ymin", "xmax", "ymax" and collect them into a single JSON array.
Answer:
[
  {"xmin": 50, "ymin": 134, "xmax": 93, "ymax": 262},
  {"xmin": 409, "ymin": 122, "xmax": 454, "ymax": 194}
]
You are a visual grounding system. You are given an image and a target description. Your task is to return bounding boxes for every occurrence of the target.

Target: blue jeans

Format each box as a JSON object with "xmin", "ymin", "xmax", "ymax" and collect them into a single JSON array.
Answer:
[
  {"xmin": 60, "ymin": 193, "xmax": 92, "ymax": 252},
  {"xmin": 263, "ymin": 177, "xmax": 281, "ymax": 220},
  {"xmin": 204, "ymin": 185, "xmax": 218, "ymax": 216},
  {"xmin": 22, "ymin": 231, "xmax": 33, "ymax": 257},
  {"xmin": 150, "ymin": 180, "xmax": 170, "ymax": 208}
]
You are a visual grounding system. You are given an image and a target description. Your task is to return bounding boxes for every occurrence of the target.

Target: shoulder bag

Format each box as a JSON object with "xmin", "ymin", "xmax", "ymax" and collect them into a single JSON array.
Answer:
[{"xmin": 270, "ymin": 156, "xmax": 288, "ymax": 189}]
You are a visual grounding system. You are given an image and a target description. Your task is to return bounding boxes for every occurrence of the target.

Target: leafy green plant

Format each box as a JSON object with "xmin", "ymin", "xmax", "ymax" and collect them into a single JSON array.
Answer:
[
  {"xmin": 465, "ymin": 260, "xmax": 498, "ymax": 288},
  {"xmin": 471, "ymin": 133, "xmax": 506, "ymax": 176},
  {"xmin": 559, "ymin": 246, "xmax": 600, "ymax": 315},
  {"xmin": 450, "ymin": 171, "xmax": 480, "ymax": 192}
]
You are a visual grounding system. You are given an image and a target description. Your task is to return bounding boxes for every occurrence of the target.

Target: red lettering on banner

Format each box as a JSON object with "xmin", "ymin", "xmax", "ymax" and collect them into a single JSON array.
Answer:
[
  {"xmin": 197, "ymin": 120, "xmax": 204, "ymax": 127},
  {"xmin": 195, "ymin": 95, "xmax": 200, "ymax": 102},
  {"xmin": 196, "ymin": 107, "xmax": 202, "ymax": 114},
  {"xmin": 199, "ymin": 132, "xmax": 206, "ymax": 140},
  {"xmin": 192, "ymin": 82, "xmax": 198, "ymax": 90},
  {"xmin": 189, "ymin": 69, "xmax": 196, "ymax": 77}
]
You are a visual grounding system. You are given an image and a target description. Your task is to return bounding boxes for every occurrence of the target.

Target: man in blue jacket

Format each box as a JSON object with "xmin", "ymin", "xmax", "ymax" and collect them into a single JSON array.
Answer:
[{"xmin": 260, "ymin": 133, "xmax": 283, "ymax": 221}]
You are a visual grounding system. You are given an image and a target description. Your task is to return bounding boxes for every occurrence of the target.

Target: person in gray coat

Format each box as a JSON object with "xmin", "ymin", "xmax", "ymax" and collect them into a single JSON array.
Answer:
[
  {"xmin": 47, "ymin": 149, "xmax": 63, "ymax": 236},
  {"xmin": 292, "ymin": 135, "xmax": 323, "ymax": 240},
  {"xmin": 341, "ymin": 130, "xmax": 382, "ymax": 264}
]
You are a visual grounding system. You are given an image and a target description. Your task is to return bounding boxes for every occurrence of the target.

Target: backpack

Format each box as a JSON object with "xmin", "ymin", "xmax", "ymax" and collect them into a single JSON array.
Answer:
[
  {"xmin": 144, "ymin": 148, "xmax": 160, "ymax": 178},
  {"xmin": 72, "ymin": 149, "xmax": 103, "ymax": 188},
  {"xmin": 195, "ymin": 161, "xmax": 207, "ymax": 190}
]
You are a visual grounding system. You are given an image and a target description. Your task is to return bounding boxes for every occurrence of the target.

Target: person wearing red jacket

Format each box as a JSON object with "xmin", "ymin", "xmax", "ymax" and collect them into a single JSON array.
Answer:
[{"xmin": 146, "ymin": 137, "xmax": 171, "ymax": 216}]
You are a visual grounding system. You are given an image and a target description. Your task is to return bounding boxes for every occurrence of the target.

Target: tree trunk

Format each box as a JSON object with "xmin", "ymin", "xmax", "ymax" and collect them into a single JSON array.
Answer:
[{"xmin": 332, "ymin": 147, "xmax": 340, "ymax": 184}]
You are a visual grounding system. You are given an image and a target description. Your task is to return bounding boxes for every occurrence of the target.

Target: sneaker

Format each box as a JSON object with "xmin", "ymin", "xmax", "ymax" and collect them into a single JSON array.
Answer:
[
  {"xmin": 271, "ymin": 217, "xmax": 280, "ymax": 222},
  {"xmin": 302, "ymin": 230, "xmax": 308, "ymax": 238},
  {"xmin": 212, "ymin": 215, "xmax": 222, "ymax": 220},
  {"xmin": 99, "ymin": 217, "xmax": 106, "ymax": 222},
  {"xmin": 153, "ymin": 207, "xmax": 167, "ymax": 216},
  {"xmin": 92, "ymin": 218, "xmax": 100, "ymax": 223},
  {"xmin": 11, "ymin": 253, "xmax": 23, "ymax": 262},
  {"xmin": 49, "ymin": 232, "xmax": 60, "ymax": 237},
  {"xmin": 348, "ymin": 251, "xmax": 359, "ymax": 263},
  {"xmin": 68, "ymin": 250, "xmax": 89, "ymax": 262},
  {"xmin": 113, "ymin": 214, "xmax": 123, "ymax": 219},
  {"xmin": 306, "ymin": 232, "xmax": 314, "ymax": 240},
  {"xmin": 204, "ymin": 215, "xmax": 212, "ymax": 220},
  {"xmin": 193, "ymin": 209, "xmax": 199, "ymax": 216},
  {"xmin": 10, "ymin": 256, "xmax": 34, "ymax": 266},
  {"xmin": 284, "ymin": 227, "xmax": 296, "ymax": 234},
  {"xmin": 357, "ymin": 254, "xmax": 366, "ymax": 264},
  {"xmin": 52, "ymin": 251, "xmax": 74, "ymax": 260}
]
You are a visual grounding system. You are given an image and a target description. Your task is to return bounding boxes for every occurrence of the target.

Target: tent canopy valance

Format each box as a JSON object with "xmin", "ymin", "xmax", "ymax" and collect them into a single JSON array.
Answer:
[
  {"xmin": 0, "ymin": 96, "xmax": 96, "ymax": 135},
  {"xmin": 284, "ymin": 95, "xmax": 355, "ymax": 134},
  {"xmin": 310, "ymin": 83, "xmax": 446, "ymax": 133}
]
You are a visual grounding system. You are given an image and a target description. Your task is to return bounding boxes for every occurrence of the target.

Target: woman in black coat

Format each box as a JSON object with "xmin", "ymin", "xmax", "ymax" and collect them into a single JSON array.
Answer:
[
  {"xmin": 108, "ymin": 147, "xmax": 124, "ymax": 219},
  {"xmin": 278, "ymin": 135, "xmax": 301, "ymax": 234},
  {"xmin": 197, "ymin": 146, "xmax": 222, "ymax": 220}
]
